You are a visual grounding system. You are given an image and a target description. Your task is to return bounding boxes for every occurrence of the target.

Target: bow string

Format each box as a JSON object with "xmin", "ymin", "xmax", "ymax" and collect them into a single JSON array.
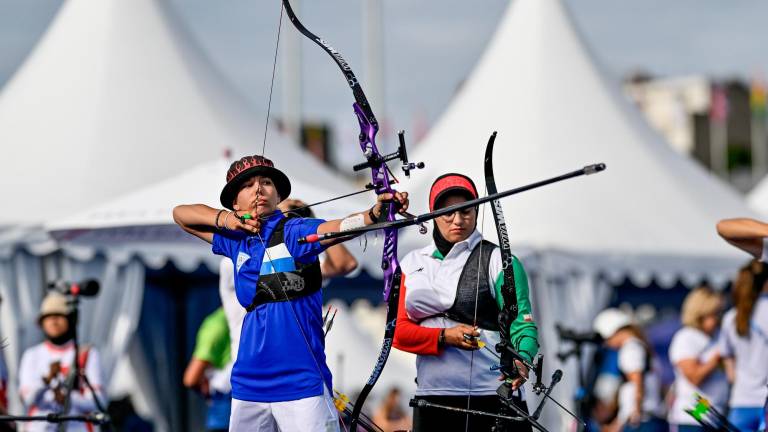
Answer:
[
  {"xmin": 279, "ymin": 1, "xmax": 424, "ymax": 429},
  {"xmin": 257, "ymin": 2, "xmax": 600, "ymax": 428}
]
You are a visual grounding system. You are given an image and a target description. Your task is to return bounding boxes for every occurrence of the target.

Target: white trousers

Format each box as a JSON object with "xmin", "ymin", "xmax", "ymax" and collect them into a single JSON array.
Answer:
[{"xmin": 229, "ymin": 386, "xmax": 340, "ymax": 432}]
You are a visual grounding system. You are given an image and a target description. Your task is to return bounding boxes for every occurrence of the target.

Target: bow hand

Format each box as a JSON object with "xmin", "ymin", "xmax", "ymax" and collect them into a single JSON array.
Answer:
[
  {"xmin": 507, "ymin": 360, "xmax": 529, "ymax": 390},
  {"xmin": 370, "ymin": 191, "xmax": 409, "ymax": 223}
]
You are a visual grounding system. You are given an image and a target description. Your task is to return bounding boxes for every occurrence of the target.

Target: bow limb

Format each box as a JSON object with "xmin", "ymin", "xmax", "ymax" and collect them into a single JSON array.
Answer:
[
  {"xmin": 281, "ymin": 0, "xmax": 377, "ymax": 126},
  {"xmin": 483, "ymin": 131, "xmax": 521, "ymax": 430},
  {"xmin": 484, "ymin": 132, "xmax": 519, "ymax": 329},
  {"xmin": 280, "ymin": 1, "xmax": 402, "ymax": 428}
]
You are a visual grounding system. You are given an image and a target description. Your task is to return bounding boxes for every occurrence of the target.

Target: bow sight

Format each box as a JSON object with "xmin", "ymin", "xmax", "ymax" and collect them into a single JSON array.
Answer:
[{"xmin": 353, "ymin": 130, "xmax": 425, "ymax": 179}]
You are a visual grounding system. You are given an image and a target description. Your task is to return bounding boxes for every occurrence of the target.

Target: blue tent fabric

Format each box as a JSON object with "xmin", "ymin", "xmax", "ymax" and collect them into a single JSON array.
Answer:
[{"xmin": 134, "ymin": 263, "xmax": 220, "ymax": 432}]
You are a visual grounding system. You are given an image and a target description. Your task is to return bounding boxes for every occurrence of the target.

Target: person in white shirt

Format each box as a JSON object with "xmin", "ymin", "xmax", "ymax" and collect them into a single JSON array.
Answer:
[
  {"xmin": 667, "ymin": 286, "xmax": 727, "ymax": 431},
  {"xmin": 719, "ymin": 260, "xmax": 768, "ymax": 431},
  {"xmin": 395, "ymin": 173, "xmax": 539, "ymax": 432},
  {"xmin": 18, "ymin": 292, "xmax": 105, "ymax": 432},
  {"xmin": 0, "ymin": 293, "xmax": 8, "ymax": 422},
  {"xmin": 717, "ymin": 218, "xmax": 768, "ymax": 431},
  {"xmin": 593, "ymin": 308, "xmax": 666, "ymax": 432},
  {"xmin": 0, "ymin": 334, "xmax": 9, "ymax": 432}
]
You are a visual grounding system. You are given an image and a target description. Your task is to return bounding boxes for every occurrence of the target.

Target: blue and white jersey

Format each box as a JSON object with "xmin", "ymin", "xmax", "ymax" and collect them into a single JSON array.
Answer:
[{"xmin": 212, "ymin": 211, "xmax": 331, "ymax": 402}]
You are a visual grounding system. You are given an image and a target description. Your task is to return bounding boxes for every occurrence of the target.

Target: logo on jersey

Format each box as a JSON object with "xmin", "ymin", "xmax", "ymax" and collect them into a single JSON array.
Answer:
[{"xmin": 236, "ymin": 251, "xmax": 251, "ymax": 273}]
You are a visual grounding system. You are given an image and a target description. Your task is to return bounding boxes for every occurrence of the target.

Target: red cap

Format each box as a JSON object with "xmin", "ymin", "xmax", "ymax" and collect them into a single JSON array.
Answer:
[{"xmin": 429, "ymin": 173, "xmax": 478, "ymax": 211}]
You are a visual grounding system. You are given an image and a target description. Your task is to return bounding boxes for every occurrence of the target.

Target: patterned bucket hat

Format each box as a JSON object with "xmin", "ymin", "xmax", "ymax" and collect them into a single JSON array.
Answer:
[{"xmin": 220, "ymin": 155, "xmax": 291, "ymax": 209}]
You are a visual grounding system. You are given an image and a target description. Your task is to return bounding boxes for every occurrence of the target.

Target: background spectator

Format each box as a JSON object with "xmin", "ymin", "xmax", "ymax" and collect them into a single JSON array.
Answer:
[{"xmin": 668, "ymin": 286, "xmax": 727, "ymax": 431}]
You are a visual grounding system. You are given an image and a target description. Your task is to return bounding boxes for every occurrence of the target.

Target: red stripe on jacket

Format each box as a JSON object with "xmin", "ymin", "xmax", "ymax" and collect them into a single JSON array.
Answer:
[{"xmin": 393, "ymin": 273, "xmax": 443, "ymax": 356}]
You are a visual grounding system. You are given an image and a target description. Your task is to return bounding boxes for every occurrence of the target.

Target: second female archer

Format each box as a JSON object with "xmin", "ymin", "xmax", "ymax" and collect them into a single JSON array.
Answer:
[
  {"xmin": 173, "ymin": 155, "xmax": 409, "ymax": 431},
  {"xmin": 393, "ymin": 173, "xmax": 539, "ymax": 432}
]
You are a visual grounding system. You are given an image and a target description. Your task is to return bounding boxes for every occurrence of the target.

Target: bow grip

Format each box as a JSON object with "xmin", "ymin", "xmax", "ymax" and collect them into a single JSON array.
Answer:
[{"xmin": 375, "ymin": 199, "xmax": 401, "ymax": 223}]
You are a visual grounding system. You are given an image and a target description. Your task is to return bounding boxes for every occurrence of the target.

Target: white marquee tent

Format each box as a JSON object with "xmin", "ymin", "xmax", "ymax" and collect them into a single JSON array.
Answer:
[
  {"xmin": 0, "ymin": 0, "xmax": 261, "ymax": 228},
  {"xmin": 1, "ymin": 0, "xmax": 760, "ymax": 429},
  {"xmin": 34, "ymin": 154, "xmax": 370, "ymax": 431},
  {"xmin": 748, "ymin": 178, "xmax": 768, "ymax": 216},
  {"xmin": 0, "ymin": 0, "xmax": 367, "ymax": 429},
  {"xmin": 44, "ymin": 155, "xmax": 369, "ymax": 270},
  {"xmin": 399, "ymin": 0, "xmax": 757, "ymax": 428},
  {"xmin": 0, "ymin": 0, "xmax": 254, "ymax": 422}
]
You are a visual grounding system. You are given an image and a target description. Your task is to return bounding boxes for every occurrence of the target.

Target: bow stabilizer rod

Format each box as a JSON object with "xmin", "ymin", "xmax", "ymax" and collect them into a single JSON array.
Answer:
[{"xmin": 300, "ymin": 163, "xmax": 607, "ymax": 244}]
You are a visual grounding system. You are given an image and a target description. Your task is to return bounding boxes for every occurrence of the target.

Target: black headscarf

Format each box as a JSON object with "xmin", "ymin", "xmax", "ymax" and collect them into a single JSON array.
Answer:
[{"xmin": 432, "ymin": 190, "xmax": 478, "ymax": 257}]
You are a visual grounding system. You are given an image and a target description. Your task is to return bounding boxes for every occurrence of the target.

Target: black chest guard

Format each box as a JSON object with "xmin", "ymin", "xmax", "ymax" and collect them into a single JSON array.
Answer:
[
  {"xmin": 443, "ymin": 240, "xmax": 500, "ymax": 331},
  {"xmin": 245, "ymin": 218, "xmax": 322, "ymax": 312}
]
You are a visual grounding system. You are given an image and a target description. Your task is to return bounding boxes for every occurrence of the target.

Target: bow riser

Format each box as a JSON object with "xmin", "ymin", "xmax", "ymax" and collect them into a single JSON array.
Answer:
[
  {"xmin": 280, "ymin": 1, "xmax": 404, "ymax": 428},
  {"xmin": 353, "ymin": 103, "xmax": 383, "ymax": 190},
  {"xmin": 353, "ymin": 102, "xmax": 400, "ymax": 302},
  {"xmin": 381, "ymin": 231, "xmax": 399, "ymax": 300}
]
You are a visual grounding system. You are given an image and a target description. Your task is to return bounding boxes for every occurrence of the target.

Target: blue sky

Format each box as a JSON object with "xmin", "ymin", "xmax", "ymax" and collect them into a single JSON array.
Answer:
[{"xmin": 1, "ymin": 0, "xmax": 767, "ymax": 155}]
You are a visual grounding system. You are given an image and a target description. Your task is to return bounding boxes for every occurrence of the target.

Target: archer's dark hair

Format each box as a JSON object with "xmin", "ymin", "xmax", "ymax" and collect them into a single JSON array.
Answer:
[
  {"xmin": 733, "ymin": 260, "xmax": 768, "ymax": 337},
  {"xmin": 284, "ymin": 204, "xmax": 315, "ymax": 219},
  {"xmin": 623, "ymin": 324, "xmax": 654, "ymax": 359}
]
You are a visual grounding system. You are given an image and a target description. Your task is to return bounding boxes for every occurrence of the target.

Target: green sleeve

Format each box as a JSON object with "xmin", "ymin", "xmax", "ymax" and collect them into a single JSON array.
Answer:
[
  {"xmin": 493, "ymin": 256, "xmax": 539, "ymax": 363},
  {"xmin": 192, "ymin": 308, "xmax": 231, "ymax": 368}
]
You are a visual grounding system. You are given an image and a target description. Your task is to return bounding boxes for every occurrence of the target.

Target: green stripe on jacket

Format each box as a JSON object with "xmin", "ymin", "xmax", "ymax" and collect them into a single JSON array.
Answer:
[{"xmin": 493, "ymin": 256, "xmax": 539, "ymax": 363}]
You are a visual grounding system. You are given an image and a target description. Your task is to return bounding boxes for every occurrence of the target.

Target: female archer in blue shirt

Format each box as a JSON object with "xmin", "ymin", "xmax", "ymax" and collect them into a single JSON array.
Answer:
[{"xmin": 174, "ymin": 155, "xmax": 409, "ymax": 431}]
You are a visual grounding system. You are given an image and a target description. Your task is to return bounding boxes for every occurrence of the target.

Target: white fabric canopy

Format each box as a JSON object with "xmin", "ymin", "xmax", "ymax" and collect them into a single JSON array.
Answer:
[
  {"xmin": 403, "ymin": 0, "xmax": 754, "ymax": 283},
  {"xmin": 394, "ymin": 0, "xmax": 757, "ymax": 429},
  {"xmin": 0, "ymin": 0, "xmax": 365, "ymax": 428},
  {"xmin": 46, "ymin": 157, "xmax": 364, "ymax": 232},
  {"xmin": 748, "ymin": 176, "xmax": 768, "ymax": 216},
  {"xmin": 0, "ymin": 0, "xmax": 272, "ymax": 226},
  {"xmin": 42, "ymin": 156, "xmax": 369, "ymax": 273},
  {"xmin": 0, "ymin": 0, "xmax": 246, "ymax": 419}
]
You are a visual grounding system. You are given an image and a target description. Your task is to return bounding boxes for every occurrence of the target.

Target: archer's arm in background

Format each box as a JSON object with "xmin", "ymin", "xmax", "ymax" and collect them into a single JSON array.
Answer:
[
  {"xmin": 716, "ymin": 218, "xmax": 768, "ymax": 259},
  {"xmin": 184, "ymin": 358, "xmax": 211, "ymax": 395},
  {"xmin": 321, "ymin": 244, "xmax": 358, "ymax": 278}
]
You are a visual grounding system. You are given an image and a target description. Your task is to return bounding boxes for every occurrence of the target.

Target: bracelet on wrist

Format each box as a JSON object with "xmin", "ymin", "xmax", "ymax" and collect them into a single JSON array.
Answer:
[
  {"xmin": 368, "ymin": 207, "xmax": 378, "ymax": 224},
  {"xmin": 222, "ymin": 211, "xmax": 234, "ymax": 230},
  {"xmin": 214, "ymin": 209, "xmax": 225, "ymax": 229},
  {"xmin": 438, "ymin": 328, "xmax": 446, "ymax": 348}
]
